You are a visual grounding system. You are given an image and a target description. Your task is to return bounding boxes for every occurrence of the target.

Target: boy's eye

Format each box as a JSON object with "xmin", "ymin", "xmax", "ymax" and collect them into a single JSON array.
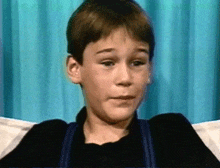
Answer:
[
  {"xmin": 101, "ymin": 61, "xmax": 115, "ymax": 67},
  {"xmin": 131, "ymin": 60, "xmax": 145, "ymax": 66}
]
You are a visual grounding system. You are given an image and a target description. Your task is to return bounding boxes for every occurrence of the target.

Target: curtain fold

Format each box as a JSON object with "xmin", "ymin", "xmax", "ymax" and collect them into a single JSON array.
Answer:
[{"xmin": 1, "ymin": 0, "xmax": 219, "ymax": 123}]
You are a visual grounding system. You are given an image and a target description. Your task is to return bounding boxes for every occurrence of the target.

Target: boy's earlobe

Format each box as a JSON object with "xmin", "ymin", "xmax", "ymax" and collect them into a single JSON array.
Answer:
[{"xmin": 66, "ymin": 55, "xmax": 82, "ymax": 84}]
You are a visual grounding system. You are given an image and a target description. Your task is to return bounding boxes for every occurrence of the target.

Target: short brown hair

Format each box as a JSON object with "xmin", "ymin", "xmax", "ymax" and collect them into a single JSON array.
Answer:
[{"xmin": 67, "ymin": 0, "xmax": 155, "ymax": 65}]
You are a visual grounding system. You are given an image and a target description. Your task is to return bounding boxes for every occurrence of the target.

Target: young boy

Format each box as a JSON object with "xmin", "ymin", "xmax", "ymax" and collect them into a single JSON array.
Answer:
[{"xmin": 0, "ymin": 0, "xmax": 219, "ymax": 167}]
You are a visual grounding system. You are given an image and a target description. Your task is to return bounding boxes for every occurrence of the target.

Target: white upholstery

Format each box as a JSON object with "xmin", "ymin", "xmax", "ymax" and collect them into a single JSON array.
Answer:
[
  {"xmin": 0, "ymin": 117, "xmax": 35, "ymax": 159},
  {"xmin": 192, "ymin": 120, "xmax": 220, "ymax": 161},
  {"xmin": 0, "ymin": 117, "xmax": 219, "ymax": 160}
]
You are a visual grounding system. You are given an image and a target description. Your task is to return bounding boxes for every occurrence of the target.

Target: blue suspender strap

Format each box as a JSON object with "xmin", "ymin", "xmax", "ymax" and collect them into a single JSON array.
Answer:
[
  {"xmin": 139, "ymin": 119, "xmax": 157, "ymax": 167},
  {"xmin": 59, "ymin": 122, "xmax": 78, "ymax": 167}
]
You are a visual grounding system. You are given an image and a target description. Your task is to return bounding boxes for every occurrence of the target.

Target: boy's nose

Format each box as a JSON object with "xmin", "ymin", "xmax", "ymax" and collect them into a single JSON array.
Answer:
[{"xmin": 115, "ymin": 64, "xmax": 132, "ymax": 87}]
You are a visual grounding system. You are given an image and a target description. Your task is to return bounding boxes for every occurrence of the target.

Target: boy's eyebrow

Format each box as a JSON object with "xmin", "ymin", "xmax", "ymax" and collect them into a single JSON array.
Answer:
[
  {"xmin": 96, "ymin": 48, "xmax": 149, "ymax": 55},
  {"xmin": 96, "ymin": 48, "xmax": 115, "ymax": 54}
]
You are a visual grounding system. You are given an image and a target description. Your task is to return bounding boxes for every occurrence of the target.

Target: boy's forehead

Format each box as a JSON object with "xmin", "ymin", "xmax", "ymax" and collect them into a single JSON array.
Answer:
[
  {"xmin": 97, "ymin": 28, "xmax": 149, "ymax": 47},
  {"xmin": 83, "ymin": 28, "xmax": 150, "ymax": 59}
]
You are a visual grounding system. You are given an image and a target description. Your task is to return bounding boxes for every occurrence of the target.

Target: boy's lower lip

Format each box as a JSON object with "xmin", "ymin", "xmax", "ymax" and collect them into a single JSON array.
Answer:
[
  {"xmin": 114, "ymin": 98, "xmax": 134, "ymax": 101},
  {"xmin": 115, "ymin": 98, "xmax": 134, "ymax": 101},
  {"xmin": 111, "ymin": 98, "xmax": 135, "ymax": 105}
]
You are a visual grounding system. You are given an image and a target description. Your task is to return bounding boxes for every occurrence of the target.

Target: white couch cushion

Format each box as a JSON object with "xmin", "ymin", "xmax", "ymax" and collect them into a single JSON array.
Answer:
[
  {"xmin": 192, "ymin": 120, "xmax": 220, "ymax": 161},
  {"xmin": 0, "ymin": 117, "xmax": 35, "ymax": 159}
]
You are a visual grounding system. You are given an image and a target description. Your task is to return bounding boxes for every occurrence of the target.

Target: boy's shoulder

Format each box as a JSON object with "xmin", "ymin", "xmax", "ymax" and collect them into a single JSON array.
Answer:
[
  {"xmin": 33, "ymin": 119, "xmax": 69, "ymax": 133},
  {"xmin": 148, "ymin": 113, "xmax": 191, "ymax": 129},
  {"xmin": 147, "ymin": 113, "xmax": 220, "ymax": 166},
  {"xmin": 20, "ymin": 119, "xmax": 71, "ymax": 149},
  {"xmin": 0, "ymin": 119, "xmax": 71, "ymax": 167},
  {"xmin": 147, "ymin": 113, "xmax": 194, "ymax": 148}
]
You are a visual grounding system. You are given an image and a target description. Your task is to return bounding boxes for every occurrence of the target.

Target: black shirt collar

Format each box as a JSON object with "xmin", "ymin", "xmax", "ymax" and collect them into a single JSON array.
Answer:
[{"xmin": 75, "ymin": 106, "xmax": 139, "ymax": 135}]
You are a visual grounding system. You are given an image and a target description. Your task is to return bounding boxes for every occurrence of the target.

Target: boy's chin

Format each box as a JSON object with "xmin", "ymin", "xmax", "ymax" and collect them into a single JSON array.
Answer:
[{"xmin": 103, "ymin": 107, "xmax": 136, "ymax": 124}]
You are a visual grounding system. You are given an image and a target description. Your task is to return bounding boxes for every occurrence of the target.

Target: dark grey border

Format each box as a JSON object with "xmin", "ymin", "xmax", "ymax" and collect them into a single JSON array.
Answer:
[{"xmin": 0, "ymin": 0, "xmax": 4, "ymax": 116}]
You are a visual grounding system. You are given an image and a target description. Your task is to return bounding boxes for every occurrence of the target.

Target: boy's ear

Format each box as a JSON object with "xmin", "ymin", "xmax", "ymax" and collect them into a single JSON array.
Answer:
[
  {"xmin": 66, "ymin": 55, "xmax": 82, "ymax": 84},
  {"xmin": 147, "ymin": 61, "xmax": 153, "ymax": 84}
]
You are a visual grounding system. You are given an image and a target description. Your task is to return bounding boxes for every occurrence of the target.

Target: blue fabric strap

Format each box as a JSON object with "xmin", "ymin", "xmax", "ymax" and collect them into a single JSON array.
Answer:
[
  {"xmin": 59, "ymin": 122, "xmax": 78, "ymax": 167},
  {"xmin": 139, "ymin": 119, "xmax": 157, "ymax": 167}
]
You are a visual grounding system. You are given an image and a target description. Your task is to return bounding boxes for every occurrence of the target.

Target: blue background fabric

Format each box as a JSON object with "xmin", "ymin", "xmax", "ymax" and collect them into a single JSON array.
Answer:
[{"xmin": 0, "ymin": 0, "xmax": 219, "ymax": 123}]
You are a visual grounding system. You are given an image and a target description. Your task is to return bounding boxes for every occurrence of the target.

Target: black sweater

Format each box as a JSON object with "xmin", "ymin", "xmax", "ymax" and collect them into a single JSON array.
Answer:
[{"xmin": 0, "ymin": 110, "xmax": 219, "ymax": 167}]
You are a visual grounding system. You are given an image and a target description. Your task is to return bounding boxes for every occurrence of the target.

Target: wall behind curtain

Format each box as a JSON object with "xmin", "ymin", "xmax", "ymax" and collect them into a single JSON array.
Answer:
[{"xmin": 1, "ymin": 0, "xmax": 219, "ymax": 123}]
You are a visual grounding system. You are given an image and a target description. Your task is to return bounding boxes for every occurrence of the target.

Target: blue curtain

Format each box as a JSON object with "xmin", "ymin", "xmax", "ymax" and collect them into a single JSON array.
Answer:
[{"xmin": 1, "ymin": 0, "xmax": 219, "ymax": 124}]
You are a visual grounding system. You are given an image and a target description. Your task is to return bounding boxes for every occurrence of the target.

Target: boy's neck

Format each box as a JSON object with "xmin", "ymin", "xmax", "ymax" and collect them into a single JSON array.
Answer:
[{"xmin": 83, "ymin": 114, "xmax": 133, "ymax": 145}]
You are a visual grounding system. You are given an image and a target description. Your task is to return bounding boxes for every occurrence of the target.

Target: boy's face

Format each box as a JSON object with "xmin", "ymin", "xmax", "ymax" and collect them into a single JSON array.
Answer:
[{"xmin": 70, "ymin": 28, "xmax": 151, "ymax": 124}]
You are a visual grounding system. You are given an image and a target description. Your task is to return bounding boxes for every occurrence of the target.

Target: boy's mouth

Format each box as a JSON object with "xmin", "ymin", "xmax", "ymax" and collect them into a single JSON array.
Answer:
[{"xmin": 112, "ymin": 95, "xmax": 135, "ymax": 100}]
